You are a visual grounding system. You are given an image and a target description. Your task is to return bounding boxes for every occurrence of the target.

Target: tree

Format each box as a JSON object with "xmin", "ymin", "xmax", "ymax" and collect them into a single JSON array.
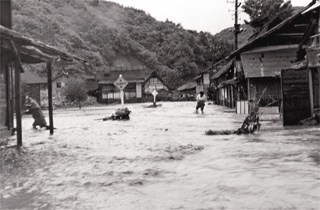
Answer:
[
  {"xmin": 63, "ymin": 77, "xmax": 88, "ymax": 109},
  {"xmin": 242, "ymin": 0, "xmax": 294, "ymax": 29}
]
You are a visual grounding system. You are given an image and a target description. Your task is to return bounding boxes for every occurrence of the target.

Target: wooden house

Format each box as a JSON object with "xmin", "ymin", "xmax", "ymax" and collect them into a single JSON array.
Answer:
[
  {"xmin": 0, "ymin": 0, "xmax": 86, "ymax": 145},
  {"xmin": 94, "ymin": 66, "xmax": 146, "ymax": 104},
  {"xmin": 305, "ymin": 2, "xmax": 320, "ymax": 117},
  {"xmin": 281, "ymin": 2, "xmax": 320, "ymax": 125},
  {"xmin": 219, "ymin": 1, "xmax": 318, "ymax": 116},
  {"xmin": 89, "ymin": 66, "xmax": 170, "ymax": 104},
  {"xmin": 52, "ymin": 71, "xmax": 69, "ymax": 99},
  {"xmin": 211, "ymin": 59, "xmax": 237, "ymax": 108}
]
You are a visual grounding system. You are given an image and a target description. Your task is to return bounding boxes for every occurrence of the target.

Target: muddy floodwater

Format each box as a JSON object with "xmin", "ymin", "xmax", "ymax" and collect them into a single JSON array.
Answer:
[{"xmin": 1, "ymin": 102, "xmax": 319, "ymax": 210}]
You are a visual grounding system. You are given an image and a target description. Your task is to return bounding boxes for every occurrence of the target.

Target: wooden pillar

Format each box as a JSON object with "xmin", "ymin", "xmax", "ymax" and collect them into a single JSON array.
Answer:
[
  {"xmin": 14, "ymin": 61, "xmax": 22, "ymax": 146},
  {"xmin": 308, "ymin": 69, "xmax": 314, "ymax": 114},
  {"xmin": 47, "ymin": 62, "xmax": 54, "ymax": 134},
  {"xmin": 318, "ymin": 68, "xmax": 320, "ymax": 109},
  {"xmin": 10, "ymin": 40, "xmax": 23, "ymax": 146},
  {"xmin": 247, "ymin": 78, "xmax": 251, "ymax": 112},
  {"xmin": 247, "ymin": 78, "xmax": 251, "ymax": 101}
]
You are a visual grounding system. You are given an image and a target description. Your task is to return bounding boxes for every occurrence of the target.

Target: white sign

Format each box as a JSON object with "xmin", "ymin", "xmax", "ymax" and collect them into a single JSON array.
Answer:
[
  {"xmin": 152, "ymin": 89, "xmax": 158, "ymax": 96},
  {"xmin": 114, "ymin": 74, "xmax": 128, "ymax": 90}
]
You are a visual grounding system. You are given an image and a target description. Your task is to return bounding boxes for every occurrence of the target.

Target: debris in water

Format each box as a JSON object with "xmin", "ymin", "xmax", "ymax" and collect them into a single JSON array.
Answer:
[{"xmin": 99, "ymin": 108, "xmax": 131, "ymax": 121}]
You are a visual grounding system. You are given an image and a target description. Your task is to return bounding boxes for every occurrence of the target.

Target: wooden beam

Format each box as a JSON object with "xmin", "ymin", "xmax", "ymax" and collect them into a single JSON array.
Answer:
[
  {"xmin": 294, "ymin": 24, "xmax": 309, "ymax": 28},
  {"xmin": 47, "ymin": 62, "xmax": 54, "ymax": 134},
  {"xmin": 9, "ymin": 40, "xmax": 24, "ymax": 73},
  {"xmin": 308, "ymin": 69, "xmax": 314, "ymax": 115},
  {"xmin": 274, "ymin": 33, "xmax": 304, "ymax": 36}
]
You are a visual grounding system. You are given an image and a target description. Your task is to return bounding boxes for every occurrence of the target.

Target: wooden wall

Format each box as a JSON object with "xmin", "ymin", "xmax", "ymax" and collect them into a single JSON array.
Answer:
[
  {"xmin": 248, "ymin": 77, "xmax": 281, "ymax": 107},
  {"xmin": 281, "ymin": 69, "xmax": 311, "ymax": 125},
  {"xmin": 241, "ymin": 47, "xmax": 297, "ymax": 78},
  {"xmin": 0, "ymin": 60, "xmax": 11, "ymax": 137}
]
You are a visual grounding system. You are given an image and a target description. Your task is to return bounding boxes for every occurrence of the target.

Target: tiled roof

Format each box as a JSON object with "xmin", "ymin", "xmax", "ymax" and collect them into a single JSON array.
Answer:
[{"xmin": 97, "ymin": 70, "xmax": 146, "ymax": 84}]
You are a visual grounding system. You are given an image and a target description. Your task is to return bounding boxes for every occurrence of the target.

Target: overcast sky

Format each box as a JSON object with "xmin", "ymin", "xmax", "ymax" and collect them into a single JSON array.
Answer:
[{"xmin": 108, "ymin": 0, "xmax": 313, "ymax": 35}]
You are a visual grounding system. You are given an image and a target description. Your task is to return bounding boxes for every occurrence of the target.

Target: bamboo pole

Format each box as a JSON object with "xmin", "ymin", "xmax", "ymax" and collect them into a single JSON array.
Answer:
[{"xmin": 47, "ymin": 61, "xmax": 54, "ymax": 134}]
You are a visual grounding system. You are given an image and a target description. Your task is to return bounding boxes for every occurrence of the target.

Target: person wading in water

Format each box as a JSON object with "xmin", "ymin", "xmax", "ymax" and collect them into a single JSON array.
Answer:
[
  {"xmin": 196, "ymin": 91, "xmax": 207, "ymax": 114},
  {"xmin": 24, "ymin": 96, "xmax": 50, "ymax": 129}
]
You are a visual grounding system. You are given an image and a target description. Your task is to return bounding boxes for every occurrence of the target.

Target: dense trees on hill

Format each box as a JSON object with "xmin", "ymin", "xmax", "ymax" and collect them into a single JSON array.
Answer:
[
  {"xmin": 12, "ymin": 0, "xmax": 233, "ymax": 88},
  {"xmin": 242, "ymin": 0, "xmax": 294, "ymax": 29}
]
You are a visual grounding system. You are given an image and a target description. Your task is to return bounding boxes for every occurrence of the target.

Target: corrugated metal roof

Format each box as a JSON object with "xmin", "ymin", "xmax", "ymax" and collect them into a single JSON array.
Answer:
[{"xmin": 0, "ymin": 25, "xmax": 87, "ymax": 64}]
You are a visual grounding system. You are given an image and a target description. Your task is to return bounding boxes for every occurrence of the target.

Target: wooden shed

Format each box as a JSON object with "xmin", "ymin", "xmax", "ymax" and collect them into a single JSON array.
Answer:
[
  {"xmin": 0, "ymin": 1, "xmax": 86, "ymax": 145},
  {"xmin": 281, "ymin": 64, "xmax": 311, "ymax": 125}
]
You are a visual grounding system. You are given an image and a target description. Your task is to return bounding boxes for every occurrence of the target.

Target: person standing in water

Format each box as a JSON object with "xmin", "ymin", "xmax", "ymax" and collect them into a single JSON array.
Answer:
[
  {"xmin": 24, "ymin": 96, "xmax": 49, "ymax": 129},
  {"xmin": 196, "ymin": 91, "xmax": 207, "ymax": 114}
]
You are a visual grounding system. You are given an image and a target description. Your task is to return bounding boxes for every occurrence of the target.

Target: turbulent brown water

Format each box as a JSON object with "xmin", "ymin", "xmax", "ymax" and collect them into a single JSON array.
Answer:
[{"xmin": 1, "ymin": 102, "xmax": 319, "ymax": 210}]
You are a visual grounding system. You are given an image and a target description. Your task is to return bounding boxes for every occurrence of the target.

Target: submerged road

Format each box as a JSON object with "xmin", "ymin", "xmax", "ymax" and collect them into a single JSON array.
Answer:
[{"xmin": 1, "ymin": 102, "xmax": 319, "ymax": 210}]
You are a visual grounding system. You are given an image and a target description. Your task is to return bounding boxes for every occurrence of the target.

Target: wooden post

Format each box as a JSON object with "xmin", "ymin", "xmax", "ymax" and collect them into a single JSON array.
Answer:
[
  {"xmin": 47, "ymin": 62, "xmax": 54, "ymax": 134},
  {"xmin": 14, "ymin": 61, "xmax": 22, "ymax": 146},
  {"xmin": 10, "ymin": 40, "xmax": 23, "ymax": 146},
  {"xmin": 308, "ymin": 69, "xmax": 314, "ymax": 115},
  {"xmin": 247, "ymin": 78, "xmax": 251, "ymax": 112},
  {"xmin": 318, "ymin": 68, "xmax": 320, "ymax": 109}
]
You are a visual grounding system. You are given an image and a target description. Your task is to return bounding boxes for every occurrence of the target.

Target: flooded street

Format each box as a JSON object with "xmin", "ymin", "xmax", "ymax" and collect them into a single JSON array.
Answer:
[{"xmin": 1, "ymin": 102, "xmax": 319, "ymax": 210}]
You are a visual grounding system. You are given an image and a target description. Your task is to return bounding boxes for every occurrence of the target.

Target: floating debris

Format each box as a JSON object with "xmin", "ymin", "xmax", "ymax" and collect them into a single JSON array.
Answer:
[{"xmin": 99, "ymin": 108, "xmax": 131, "ymax": 121}]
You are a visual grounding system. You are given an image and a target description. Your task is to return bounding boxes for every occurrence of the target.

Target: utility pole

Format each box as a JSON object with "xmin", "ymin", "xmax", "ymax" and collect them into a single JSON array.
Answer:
[
  {"xmin": 234, "ymin": 0, "xmax": 241, "ymax": 50},
  {"xmin": 228, "ymin": 0, "xmax": 243, "ymax": 109}
]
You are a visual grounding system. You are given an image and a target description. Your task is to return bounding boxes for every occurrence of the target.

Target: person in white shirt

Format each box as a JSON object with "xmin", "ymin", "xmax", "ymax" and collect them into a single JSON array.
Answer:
[{"xmin": 196, "ymin": 91, "xmax": 207, "ymax": 114}]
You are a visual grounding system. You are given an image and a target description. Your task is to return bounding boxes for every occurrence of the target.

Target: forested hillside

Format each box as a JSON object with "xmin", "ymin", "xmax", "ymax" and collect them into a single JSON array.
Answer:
[{"xmin": 12, "ymin": 0, "xmax": 233, "ymax": 88}]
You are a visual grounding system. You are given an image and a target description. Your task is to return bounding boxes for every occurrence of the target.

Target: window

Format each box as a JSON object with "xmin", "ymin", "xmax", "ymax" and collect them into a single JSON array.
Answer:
[{"xmin": 56, "ymin": 82, "xmax": 62, "ymax": 88}]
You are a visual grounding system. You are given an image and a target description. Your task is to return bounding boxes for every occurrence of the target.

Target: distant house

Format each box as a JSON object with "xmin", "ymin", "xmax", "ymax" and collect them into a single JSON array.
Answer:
[
  {"xmin": 211, "ymin": 59, "xmax": 236, "ymax": 108},
  {"xmin": 89, "ymin": 67, "xmax": 170, "ymax": 104},
  {"xmin": 52, "ymin": 71, "xmax": 69, "ymax": 99},
  {"xmin": 21, "ymin": 70, "xmax": 47, "ymax": 105},
  {"xmin": 194, "ymin": 69, "xmax": 210, "ymax": 94},
  {"xmin": 177, "ymin": 81, "xmax": 197, "ymax": 100},
  {"xmin": 144, "ymin": 71, "xmax": 170, "ymax": 101}
]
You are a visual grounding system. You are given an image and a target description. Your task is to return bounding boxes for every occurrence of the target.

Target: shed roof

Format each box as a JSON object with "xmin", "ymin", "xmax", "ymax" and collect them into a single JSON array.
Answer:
[
  {"xmin": 177, "ymin": 82, "xmax": 197, "ymax": 91},
  {"xmin": 227, "ymin": 2, "xmax": 316, "ymax": 59},
  {"xmin": 0, "ymin": 25, "xmax": 87, "ymax": 64},
  {"xmin": 211, "ymin": 59, "xmax": 234, "ymax": 79}
]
